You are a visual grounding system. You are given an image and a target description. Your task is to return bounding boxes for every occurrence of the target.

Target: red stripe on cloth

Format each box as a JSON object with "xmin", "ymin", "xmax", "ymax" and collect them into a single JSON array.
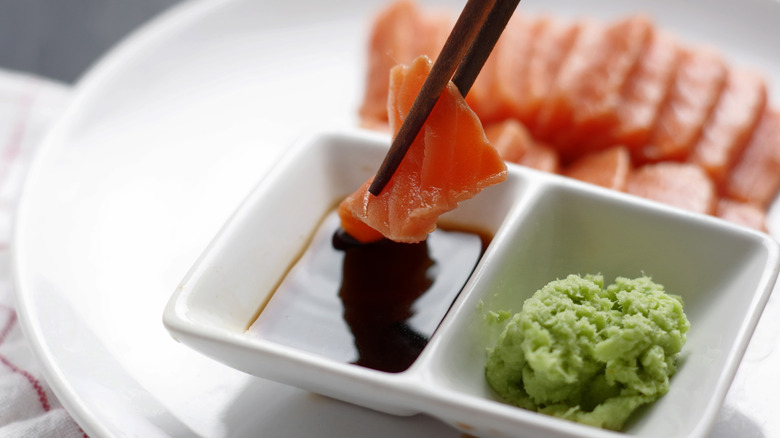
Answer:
[
  {"xmin": 0, "ymin": 305, "xmax": 17, "ymax": 345},
  {"xmin": 0, "ymin": 93, "xmax": 34, "ymax": 188},
  {"xmin": 0, "ymin": 354, "xmax": 51, "ymax": 412},
  {"xmin": 0, "ymin": 309, "xmax": 90, "ymax": 437},
  {"xmin": 0, "ymin": 306, "xmax": 52, "ymax": 412}
]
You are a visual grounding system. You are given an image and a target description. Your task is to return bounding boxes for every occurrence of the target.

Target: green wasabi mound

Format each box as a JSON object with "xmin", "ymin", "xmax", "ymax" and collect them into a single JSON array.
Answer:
[{"xmin": 485, "ymin": 274, "xmax": 689, "ymax": 431}]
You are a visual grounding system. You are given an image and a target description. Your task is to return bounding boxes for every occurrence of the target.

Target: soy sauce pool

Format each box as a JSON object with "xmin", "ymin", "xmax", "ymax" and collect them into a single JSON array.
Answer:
[{"xmin": 246, "ymin": 210, "xmax": 489, "ymax": 373}]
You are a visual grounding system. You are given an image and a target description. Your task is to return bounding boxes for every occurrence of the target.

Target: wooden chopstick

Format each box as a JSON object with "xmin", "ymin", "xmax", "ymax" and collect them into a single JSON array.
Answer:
[{"xmin": 368, "ymin": 0, "xmax": 522, "ymax": 196}]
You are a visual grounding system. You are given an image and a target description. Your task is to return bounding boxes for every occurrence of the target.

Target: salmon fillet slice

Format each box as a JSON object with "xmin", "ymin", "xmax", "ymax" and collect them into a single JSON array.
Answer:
[
  {"xmin": 522, "ymin": 16, "xmax": 581, "ymax": 132},
  {"xmin": 532, "ymin": 18, "xmax": 601, "ymax": 143},
  {"xmin": 716, "ymin": 198, "xmax": 768, "ymax": 232},
  {"xmin": 465, "ymin": 58, "xmax": 495, "ymax": 124},
  {"xmin": 484, "ymin": 119, "xmax": 561, "ymax": 172},
  {"xmin": 636, "ymin": 48, "xmax": 728, "ymax": 163},
  {"xmin": 535, "ymin": 15, "xmax": 653, "ymax": 158},
  {"xmin": 359, "ymin": 0, "xmax": 451, "ymax": 128},
  {"xmin": 340, "ymin": 56, "xmax": 507, "ymax": 243},
  {"xmin": 564, "ymin": 146, "xmax": 631, "ymax": 191},
  {"xmin": 472, "ymin": 15, "xmax": 542, "ymax": 124},
  {"xmin": 585, "ymin": 31, "xmax": 681, "ymax": 152},
  {"xmin": 485, "ymin": 119, "xmax": 533, "ymax": 163},
  {"xmin": 626, "ymin": 162, "xmax": 716, "ymax": 214},
  {"xmin": 688, "ymin": 68, "xmax": 767, "ymax": 188},
  {"xmin": 520, "ymin": 142, "xmax": 561, "ymax": 173},
  {"xmin": 725, "ymin": 109, "xmax": 780, "ymax": 208}
]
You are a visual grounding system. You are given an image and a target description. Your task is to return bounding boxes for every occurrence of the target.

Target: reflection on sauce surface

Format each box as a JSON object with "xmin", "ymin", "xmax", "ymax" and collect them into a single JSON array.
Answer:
[{"xmin": 247, "ymin": 211, "xmax": 488, "ymax": 373}]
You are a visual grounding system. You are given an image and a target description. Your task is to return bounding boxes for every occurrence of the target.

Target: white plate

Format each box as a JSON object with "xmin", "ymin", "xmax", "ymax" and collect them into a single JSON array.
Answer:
[{"xmin": 12, "ymin": 0, "xmax": 780, "ymax": 437}]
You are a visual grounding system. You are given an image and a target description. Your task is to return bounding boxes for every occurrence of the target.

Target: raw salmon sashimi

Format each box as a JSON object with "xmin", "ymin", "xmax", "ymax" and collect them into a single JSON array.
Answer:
[
  {"xmin": 532, "ymin": 18, "xmax": 602, "ymax": 143},
  {"xmin": 521, "ymin": 16, "xmax": 581, "ymax": 129},
  {"xmin": 535, "ymin": 15, "xmax": 653, "ymax": 158},
  {"xmin": 564, "ymin": 146, "xmax": 631, "ymax": 191},
  {"xmin": 519, "ymin": 142, "xmax": 561, "ymax": 174},
  {"xmin": 463, "ymin": 26, "xmax": 499, "ymax": 124},
  {"xmin": 358, "ymin": 0, "xmax": 451, "ymax": 129},
  {"xmin": 484, "ymin": 119, "xmax": 561, "ymax": 173},
  {"xmin": 626, "ymin": 162, "xmax": 717, "ymax": 215},
  {"xmin": 716, "ymin": 198, "xmax": 768, "ymax": 232},
  {"xmin": 725, "ymin": 108, "xmax": 780, "ymax": 208},
  {"xmin": 635, "ymin": 48, "xmax": 728, "ymax": 164},
  {"xmin": 484, "ymin": 119, "xmax": 531, "ymax": 163},
  {"xmin": 466, "ymin": 14, "xmax": 541, "ymax": 124},
  {"xmin": 357, "ymin": 1, "xmax": 780, "ymax": 232},
  {"xmin": 585, "ymin": 31, "xmax": 681, "ymax": 152},
  {"xmin": 340, "ymin": 56, "xmax": 508, "ymax": 243},
  {"xmin": 688, "ymin": 68, "xmax": 767, "ymax": 188}
]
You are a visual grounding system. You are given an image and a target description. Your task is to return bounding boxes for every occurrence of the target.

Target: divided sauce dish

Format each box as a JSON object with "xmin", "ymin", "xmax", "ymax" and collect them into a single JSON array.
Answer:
[{"xmin": 163, "ymin": 129, "xmax": 780, "ymax": 438}]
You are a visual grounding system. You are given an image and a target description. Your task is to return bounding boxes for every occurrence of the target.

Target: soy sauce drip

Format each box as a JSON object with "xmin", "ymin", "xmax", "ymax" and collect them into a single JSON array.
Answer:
[
  {"xmin": 333, "ymin": 230, "xmax": 435, "ymax": 372},
  {"xmin": 247, "ymin": 214, "xmax": 486, "ymax": 375}
]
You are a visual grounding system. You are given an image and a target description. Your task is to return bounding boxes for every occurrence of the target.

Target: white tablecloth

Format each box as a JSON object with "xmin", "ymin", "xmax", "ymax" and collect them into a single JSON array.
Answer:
[{"xmin": 0, "ymin": 69, "xmax": 84, "ymax": 438}]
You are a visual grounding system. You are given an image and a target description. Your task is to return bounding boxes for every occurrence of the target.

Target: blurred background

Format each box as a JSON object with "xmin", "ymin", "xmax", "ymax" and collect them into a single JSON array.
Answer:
[{"xmin": 0, "ymin": 0, "xmax": 183, "ymax": 83}]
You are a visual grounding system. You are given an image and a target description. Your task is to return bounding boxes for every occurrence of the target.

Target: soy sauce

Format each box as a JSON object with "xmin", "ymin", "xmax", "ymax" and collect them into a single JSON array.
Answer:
[{"xmin": 247, "ymin": 211, "xmax": 488, "ymax": 373}]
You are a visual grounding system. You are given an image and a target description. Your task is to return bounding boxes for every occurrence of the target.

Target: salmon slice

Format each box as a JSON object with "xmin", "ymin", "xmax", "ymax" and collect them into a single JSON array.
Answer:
[
  {"xmin": 535, "ymin": 15, "xmax": 653, "ymax": 157},
  {"xmin": 532, "ymin": 18, "xmax": 601, "ymax": 143},
  {"xmin": 716, "ymin": 198, "xmax": 768, "ymax": 232},
  {"xmin": 636, "ymin": 48, "xmax": 728, "ymax": 163},
  {"xmin": 465, "ymin": 19, "xmax": 501, "ymax": 123},
  {"xmin": 564, "ymin": 146, "xmax": 631, "ymax": 191},
  {"xmin": 626, "ymin": 162, "xmax": 716, "ymax": 214},
  {"xmin": 359, "ymin": 0, "xmax": 451, "ymax": 129},
  {"xmin": 522, "ymin": 16, "xmax": 581, "ymax": 131},
  {"xmin": 521, "ymin": 142, "xmax": 561, "ymax": 173},
  {"xmin": 688, "ymin": 68, "xmax": 767, "ymax": 188},
  {"xmin": 484, "ymin": 119, "xmax": 533, "ymax": 163},
  {"xmin": 469, "ymin": 15, "xmax": 542, "ymax": 124},
  {"xmin": 585, "ymin": 31, "xmax": 681, "ymax": 151},
  {"xmin": 484, "ymin": 119, "xmax": 561, "ymax": 172},
  {"xmin": 725, "ymin": 109, "xmax": 780, "ymax": 208},
  {"xmin": 340, "ymin": 56, "xmax": 508, "ymax": 243}
]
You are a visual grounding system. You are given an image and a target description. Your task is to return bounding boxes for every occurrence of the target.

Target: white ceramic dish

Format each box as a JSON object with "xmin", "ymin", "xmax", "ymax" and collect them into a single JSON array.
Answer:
[
  {"xmin": 12, "ymin": 0, "xmax": 780, "ymax": 436},
  {"xmin": 164, "ymin": 130, "xmax": 779, "ymax": 438}
]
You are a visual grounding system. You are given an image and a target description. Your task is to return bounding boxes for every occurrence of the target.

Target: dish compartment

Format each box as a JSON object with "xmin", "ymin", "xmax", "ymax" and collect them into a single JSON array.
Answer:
[
  {"xmin": 163, "ymin": 129, "xmax": 529, "ymax": 414},
  {"xmin": 416, "ymin": 177, "xmax": 780, "ymax": 437},
  {"xmin": 164, "ymin": 130, "xmax": 779, "ymax": 437}
]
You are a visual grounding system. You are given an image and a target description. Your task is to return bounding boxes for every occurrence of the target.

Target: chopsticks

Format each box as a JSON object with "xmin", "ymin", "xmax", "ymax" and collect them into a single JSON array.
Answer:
[{"xmin": 368, "ymin": 0, "xmax": 522, "ymax": 196}]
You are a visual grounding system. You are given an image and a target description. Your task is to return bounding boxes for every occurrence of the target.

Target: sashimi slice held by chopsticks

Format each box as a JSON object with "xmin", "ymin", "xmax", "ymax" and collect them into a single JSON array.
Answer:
[{"xmin": 339, "ymin": 55, "xmax": 507, "ymax": 243}]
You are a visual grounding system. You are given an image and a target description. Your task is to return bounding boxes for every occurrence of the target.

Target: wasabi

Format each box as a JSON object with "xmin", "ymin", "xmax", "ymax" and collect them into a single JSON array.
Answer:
[{"xmin": 485, "ymin": 274, "xmax": 689, "ymax": 430}]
